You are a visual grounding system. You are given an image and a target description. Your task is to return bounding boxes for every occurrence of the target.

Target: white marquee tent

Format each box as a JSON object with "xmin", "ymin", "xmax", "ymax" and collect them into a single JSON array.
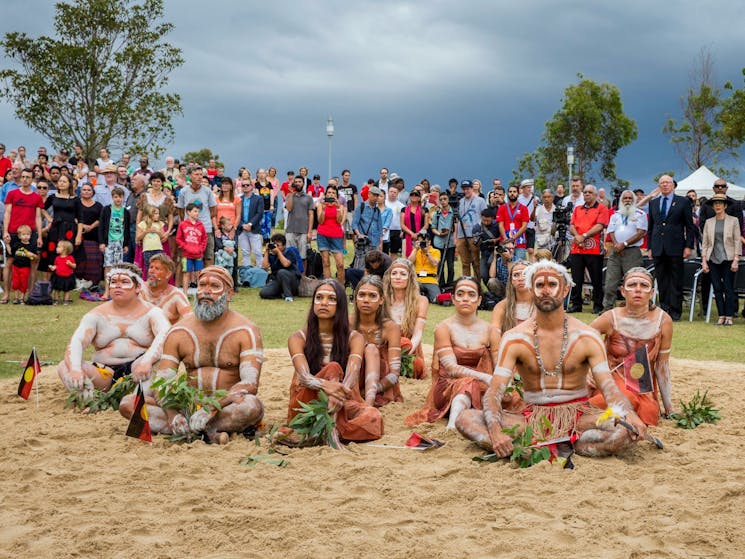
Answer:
[{"xmin": 676, "ymin": 165, "xmax": 745, "ymax": 200}]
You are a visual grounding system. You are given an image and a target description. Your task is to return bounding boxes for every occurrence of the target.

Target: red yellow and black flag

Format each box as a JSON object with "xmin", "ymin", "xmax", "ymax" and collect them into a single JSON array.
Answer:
[
  {"xmin": 17, "ymin": 348, "xmax": 41, "ymax": 400},
  {"xmin": 125, "ymin": 383, "xmax": 152, "ymax": 442},
  {"xmin": 624, "ymin": 344, "xmax": 654, "ymax": 395},
  {"xmin": 405, "ymin": 432, "xmax": 445, "ymax": 450}
]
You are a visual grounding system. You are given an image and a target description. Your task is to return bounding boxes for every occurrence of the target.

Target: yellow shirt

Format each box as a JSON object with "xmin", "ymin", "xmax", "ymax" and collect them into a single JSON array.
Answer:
[
  {"xmin": 414, "ymin": 246, "xmax": 441, "ymax": 284},
  {"xmin": 138, "ymin": 220, "xmax": 164, "ymax": 252}
]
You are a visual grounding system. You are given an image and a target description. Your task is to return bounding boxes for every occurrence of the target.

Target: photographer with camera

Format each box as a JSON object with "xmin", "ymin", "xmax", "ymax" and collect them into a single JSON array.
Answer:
[
  {"xmin": 408, "ymin": 233, "xmax": 441, "ymax": 303},
  {"xmin": 351, "ymin": 186, "xmax": 383, "ymax": 268},
  {"xmin": 487, "ymin": 239, "xmax": 515, "ymax": 298},
  {"xmin": 431, "ymin": 191, "xmax": 456, "ymax": 287},
  {"xmin": 316, "ymin": 185, "xmax": 346, "ymax": 285},
  {"xmin": 471, "ymin": 207, "xmax": 501, "ymax": 289},
  {"xmin": 457, "ymin": 180, "xmax": 487, "ymax": 276},
  {"xmin": 259, "ymin": 233, "xmax": 301, "ymax": 302}
]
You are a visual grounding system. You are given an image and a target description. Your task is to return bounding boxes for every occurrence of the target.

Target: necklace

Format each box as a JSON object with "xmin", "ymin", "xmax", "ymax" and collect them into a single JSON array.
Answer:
[{"xmin": 533, "ymin": 317, "xmax": 568, "ymax": 378}]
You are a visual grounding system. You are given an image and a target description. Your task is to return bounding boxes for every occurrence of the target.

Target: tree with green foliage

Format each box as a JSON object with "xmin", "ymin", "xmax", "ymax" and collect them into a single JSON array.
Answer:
[
  {"xmin": 0, "ymin": 0, "xmax": 183, "ymax": 162},
  {"xmin": 515, "ymin": 75, "xmax": 638, "ymax": 188},
  {"xmin": 182, "ymin": 148, "xmax": 224, "ymax": 168},
  {"xmin": 663, "ymin": 48, "xmax": 741, "ymax": 177}
]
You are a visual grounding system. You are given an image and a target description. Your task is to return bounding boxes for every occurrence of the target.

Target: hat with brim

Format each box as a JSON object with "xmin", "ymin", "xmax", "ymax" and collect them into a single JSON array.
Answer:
[
  {"xmin": 706, "ymin": 193, "xmax": 732, "ymax": 206},
  {"xmin": 368, "ymin": 186, "xmax": 383, "ymax": 196},
  {"xmin": 103, "ymin": 164, "xmax": 117, "ymax": 174}
]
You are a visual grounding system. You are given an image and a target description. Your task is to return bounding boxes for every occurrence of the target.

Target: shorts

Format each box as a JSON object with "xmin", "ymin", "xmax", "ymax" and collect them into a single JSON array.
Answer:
[
  {"xmin": 317, "ymin": 234, "xmax": 344, "ymax": 254},
  {"xmin": 103, "ymin": 240, "xmax": 124, "ymax": 268},
  {"xmin": 525, "ymin": 228, "xmax": 535, "ymax": 249},
  {"xmin": 11, "ymin": 265, "xmax": 31, "ymax": 292},
  {"xmin": 182, "ymin": 257, "xmax": 204, "ymax": 273},
  {"xmin": 285, "ymin": 232, "xmax": 308, "ymax": 259}
]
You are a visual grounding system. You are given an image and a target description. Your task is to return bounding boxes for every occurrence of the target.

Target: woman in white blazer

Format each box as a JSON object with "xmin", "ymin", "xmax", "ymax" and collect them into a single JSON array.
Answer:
[{"xmin": 701, "ymin": 194, "xmax": 741, "ymax": 325}]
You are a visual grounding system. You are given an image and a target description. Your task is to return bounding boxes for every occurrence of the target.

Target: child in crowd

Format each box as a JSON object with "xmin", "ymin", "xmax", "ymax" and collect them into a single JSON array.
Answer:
[
  {"xmin": 214, "ymin": 216, "xmax": 237, "ymax": 276},
  {"xmin": 99, "ymin": 187, "xmax": 131, "ymax": 300},
  {"xmin": 176, "ymin": 202, "xmax": 207, "ymax": 291},
  {"xmin": 49, "ymin": 240, "xmax": 76, "ymax": 305},
  {"xmin": 136, "ymin": 204, "xmax": 165, "ymax": 279},
  {"xmin": 10, "ymin": 224, "xmax": 38, "ymax": 304}
]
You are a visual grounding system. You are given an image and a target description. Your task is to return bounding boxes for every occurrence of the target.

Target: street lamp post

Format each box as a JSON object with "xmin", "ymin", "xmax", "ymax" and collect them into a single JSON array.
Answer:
[
  {"xmin": 566, "ymin": 145, "xmax": 575, "ymax": 188},
  {"xmin": 326, "ymin": 116, "xmax": 334, "ymax": 183}
]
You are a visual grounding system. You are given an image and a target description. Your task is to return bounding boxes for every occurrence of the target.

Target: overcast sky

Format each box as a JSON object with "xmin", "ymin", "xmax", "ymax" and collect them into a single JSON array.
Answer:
[{"xmin": 2, "ymin": 1, "xmax": 745, "ymax": 190}]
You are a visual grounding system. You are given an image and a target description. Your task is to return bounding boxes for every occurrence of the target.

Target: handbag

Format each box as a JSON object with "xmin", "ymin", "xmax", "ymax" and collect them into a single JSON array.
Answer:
[{"xmin": 298, "ymin": 275, "xmax": 323, "ymax": 297}]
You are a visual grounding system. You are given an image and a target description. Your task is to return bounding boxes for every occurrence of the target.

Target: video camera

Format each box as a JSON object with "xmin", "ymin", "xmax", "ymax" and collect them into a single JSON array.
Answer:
[
  {"xmin": 553, "ymin": 202, "xmax": 573, "ymax": 227},
  {"xmin": 355, "ymin": 237, "xmax": 371, "ymax": 251}
]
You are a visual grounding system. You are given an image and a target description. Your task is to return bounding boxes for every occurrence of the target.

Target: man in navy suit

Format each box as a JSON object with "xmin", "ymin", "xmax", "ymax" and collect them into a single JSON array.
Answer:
[
  {"xmin": 237, "ymin": 181, "xmax": 264, "ymax": 268},
  {"xmin": 647, "ymin": 175, "xmax": 694, "ymax": 321}
]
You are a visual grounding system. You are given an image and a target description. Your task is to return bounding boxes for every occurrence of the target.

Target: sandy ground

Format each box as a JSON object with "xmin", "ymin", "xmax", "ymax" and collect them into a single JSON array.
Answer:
[{"xmin": 1, "ymin": 349, "xmax": 743, "ymax": 559}]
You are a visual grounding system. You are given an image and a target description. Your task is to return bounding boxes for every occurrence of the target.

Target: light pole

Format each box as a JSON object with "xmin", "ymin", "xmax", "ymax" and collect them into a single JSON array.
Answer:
[
  {"xmin": 566, "ymin": 145, "xmax": 574, "ymax": 188},
  {"xmin": 326, "ymin": 116, "xmax": 334, "ymax": 183}
]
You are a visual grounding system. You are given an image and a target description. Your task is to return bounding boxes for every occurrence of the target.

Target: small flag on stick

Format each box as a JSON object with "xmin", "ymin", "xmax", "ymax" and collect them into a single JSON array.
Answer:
[
  {"xmin": 17, "ymin": 348, "xmax": 41, "ymax": 400},
  {"xmin": 405, "ymin": 432, "xmax": 445, "ymax": 450},
  {"xmin": 624, "ymin": 345, "xmax": 654, "ymax": 395},
  {"xmin": 125, "ymin": 383, "xmax": 152, "ymax": 442}
]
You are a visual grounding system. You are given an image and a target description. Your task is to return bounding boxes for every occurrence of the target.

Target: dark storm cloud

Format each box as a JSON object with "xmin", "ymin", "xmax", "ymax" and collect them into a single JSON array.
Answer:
[{"xmin": 2, "ymin": 1, "xmax": 745, "ymax": 188}]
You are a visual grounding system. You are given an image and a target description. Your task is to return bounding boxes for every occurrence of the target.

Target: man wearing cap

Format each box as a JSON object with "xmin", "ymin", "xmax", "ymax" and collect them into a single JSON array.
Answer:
[
  {"xmin": 284, "ymin": 175, "xmax": 315, "ymax": 271},
  {"xmin": 352, "ymin": 186, "xmax": 383, "ymax": 265},
  {"xmin": 647, "ymin": 175, "xmax": 694, "ymax": 321},
  {"xmin": 457, "ymin": 180, "xmax": 488, "ymax": 277},
  {"xmin": 385, "ymin": 184, "xmax": 405, "ymax": 256},
  {"xmin": 518, "ymin": 179, "xmax": 538, "ymax": 261},
  {"xmin": 472, "ymin": 207, "xmax": 502, "ymax": 289},
  {"xmin": 123, "ymin": 265, "xmax": 264, "ymax": 444}
]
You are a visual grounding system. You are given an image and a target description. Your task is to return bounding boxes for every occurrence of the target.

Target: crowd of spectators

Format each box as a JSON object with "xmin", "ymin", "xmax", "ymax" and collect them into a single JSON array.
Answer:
[{"xmin": 2, "ymin": 141, "xmax": 744, "ymax": 321}]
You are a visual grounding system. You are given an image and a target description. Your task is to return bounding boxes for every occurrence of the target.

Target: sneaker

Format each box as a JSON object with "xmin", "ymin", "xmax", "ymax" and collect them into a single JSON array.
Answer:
[{"xmin": 284, "ymin": 296, "xmax": 294, "ymax": 302}]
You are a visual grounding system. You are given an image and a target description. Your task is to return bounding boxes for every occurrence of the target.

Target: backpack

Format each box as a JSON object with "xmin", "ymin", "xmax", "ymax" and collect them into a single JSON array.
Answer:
[
  {"xmin": 305, "ymin": 247, "xmax": 324, "ymax": 278},
  {"xmin": 27, "ymin": 280, "xmax": 53, "ymax": 305},
  {"xmin": 479, "ymin": 291, "xmax": 500, "ymax": 311}
]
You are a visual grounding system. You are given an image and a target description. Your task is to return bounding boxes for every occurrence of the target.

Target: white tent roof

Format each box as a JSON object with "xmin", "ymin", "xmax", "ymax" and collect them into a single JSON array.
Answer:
[{"xmin": 676, "ymin": 165, "xmax": 745, "ymax": 200}]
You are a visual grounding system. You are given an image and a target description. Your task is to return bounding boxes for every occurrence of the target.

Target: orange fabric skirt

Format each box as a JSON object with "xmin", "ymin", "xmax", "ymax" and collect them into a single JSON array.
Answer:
[
  {"xmin": 405, "ymin": 346, "xmax": 491, "ymax": 426},
  {"xmin": 287, "ymin": 362, "xmax": 384, "ymax": 441},
  {"xmin": 589, "ymin": 375, "xmax": 660, "ymax": 426}
]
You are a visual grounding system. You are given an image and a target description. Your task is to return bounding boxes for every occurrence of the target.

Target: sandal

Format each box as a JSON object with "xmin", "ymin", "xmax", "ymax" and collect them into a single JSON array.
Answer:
[
  {"xmin": 0, "ymin": 298, "xmax": 8, "ymax": 304},
  {"xmin": 724, "ymin": 317, "xmax": 734, "ymax": 327},
  {"xmin": 716, "ymin": 317, "xmax": 725, "ymax": 325}
]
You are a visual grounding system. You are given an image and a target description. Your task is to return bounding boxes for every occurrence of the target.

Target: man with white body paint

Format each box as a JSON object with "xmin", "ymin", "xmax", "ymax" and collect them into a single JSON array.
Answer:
[
  {"xmin": 455, "ymin": 260, "xmax": 647, "ymax": 457},
  {"xmin": 139, "ymin": 253, "xmax": 190, "ymax": 325},
  {"xmin": 58, "ymin": 262, "xmax": 170, "ymax": 397},
  {"xmin": 123, "ymin": 266, "xmax": 264, "ymax": 444}
]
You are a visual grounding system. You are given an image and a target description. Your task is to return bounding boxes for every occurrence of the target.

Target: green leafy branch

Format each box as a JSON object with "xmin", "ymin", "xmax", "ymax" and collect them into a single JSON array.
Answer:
[
  {"xmin": 472, "ymin": 417, "xmax": 553, "ymax": 468},
  {"xmin": 240, "ymin": 424, "xmax": 289, "ymax": 469},
  {"xmin": 400, "ymin": 353, "xmax": 415, "ymax": 379},
  {"xmin": 64, "ymin": 375, "xmax": 136, "ymax": 413},
  {"xmin": 288, "ymin": 391, "xmax": 341, "ymax": 449},
  {"xmin": 670, "ymin": 390, "xmax": 721, "ymax": 429}
]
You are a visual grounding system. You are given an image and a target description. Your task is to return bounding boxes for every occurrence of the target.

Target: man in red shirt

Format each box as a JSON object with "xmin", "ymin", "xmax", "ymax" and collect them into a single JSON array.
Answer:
[
  {"xmin": 568, "ymin": 184, "xmax": 610, "ymax": 313},
  {"xmin": 496, "ymin": 184, "xmax": 530, "ymax": 260},
  {"xmin": 2, "ymin": 168, "xmax": 43, "ymax": 302}
]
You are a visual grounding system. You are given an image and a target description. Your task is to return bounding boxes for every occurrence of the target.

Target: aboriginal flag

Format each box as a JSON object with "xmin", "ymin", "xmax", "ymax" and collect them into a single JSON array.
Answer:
[
  {"xmin": 624, "ymin": 345, "xmax": 654, "ymax": 395},
  {"xmin": 405, "ymin": 432, "xmax": 445, "ymax": 450},
  {"xmin": 17, "ymin": 348, "xmax": 41, "ymax": 400},
  {"xmin": 125, "ymin": 383, "xmax": 152, "ymax": 442}
]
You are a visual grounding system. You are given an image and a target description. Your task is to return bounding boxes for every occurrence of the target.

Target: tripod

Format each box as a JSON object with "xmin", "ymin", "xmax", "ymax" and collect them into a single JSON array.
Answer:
[{"xmin": 551, "ymin": 223, "xmax": 572, "ymax": 266}]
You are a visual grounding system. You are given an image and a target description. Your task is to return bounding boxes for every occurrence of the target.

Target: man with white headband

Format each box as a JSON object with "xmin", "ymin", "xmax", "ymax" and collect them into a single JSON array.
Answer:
[
  {"xmin": 58, "ymin": 262, "xmax": 170, "ymax": 398},
  {"xmin": 456, "ymin": 260, "xmax": 647, "ymax": 457},
  {"xmin": 124, "ymin": 266, "xmax": 264, "ymax": 444}
]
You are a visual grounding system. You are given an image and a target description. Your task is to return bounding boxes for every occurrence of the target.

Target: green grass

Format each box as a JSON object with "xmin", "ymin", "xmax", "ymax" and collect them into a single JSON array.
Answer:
[{"xmin": 0, "ymin": 288, "xmax": 741, "ymax": 379}]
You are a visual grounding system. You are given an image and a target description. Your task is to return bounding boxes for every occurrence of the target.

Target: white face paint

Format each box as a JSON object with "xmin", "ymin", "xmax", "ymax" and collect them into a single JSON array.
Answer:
[
  {"xmin": 532, "ymin": 271, "xmax": 562, "ymax": 299},
  {"xmin": 511, "ymin": 266, "xmax": 527, "ymax": 290},
  {"xmin": 108, "ymin": 275, "xmax": 135, "ymax": 290},
  {"xmin": 197, "ymin": 274, "xmax": 227, "ymax": 298},
  {"xmin": 390, "ymin": 266, "xmax": 410, "ymax": 288}
]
